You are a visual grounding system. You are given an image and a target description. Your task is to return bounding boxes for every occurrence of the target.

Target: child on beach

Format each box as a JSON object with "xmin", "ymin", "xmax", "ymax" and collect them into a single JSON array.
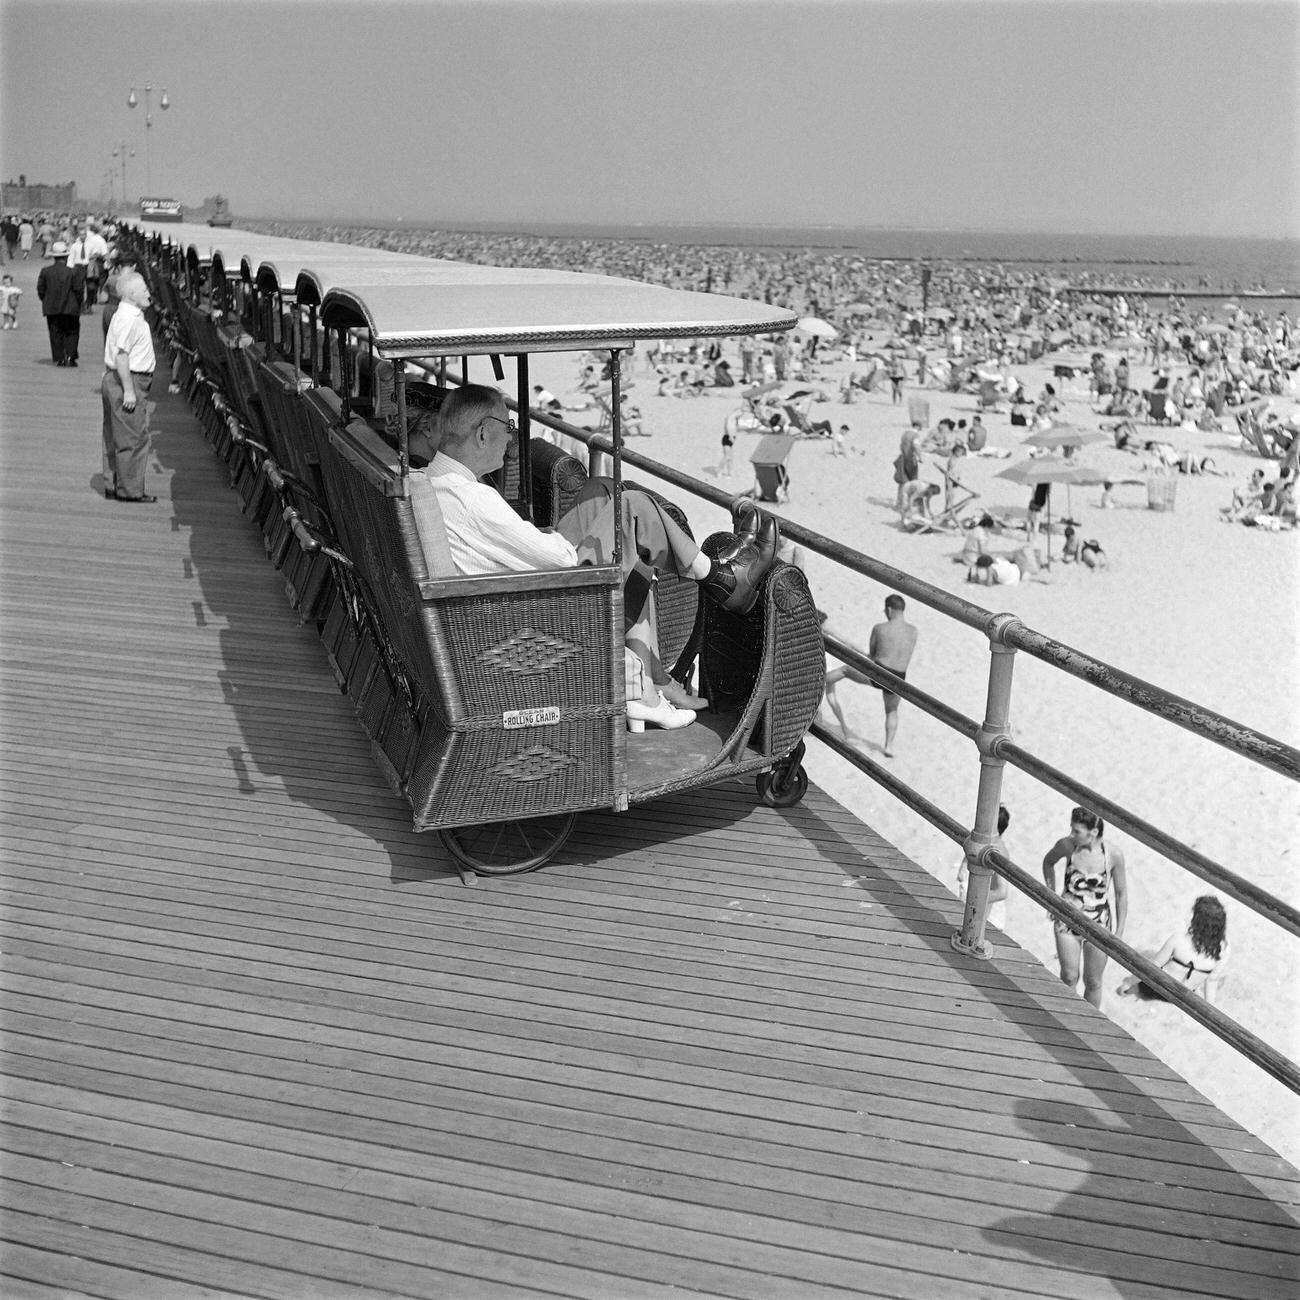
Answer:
[
  {"xmin": 1, "ymin": 274, "xmax": 20, "ymax": 328},
  {"xmin": 957, "ymin": 804, "xmax": 1012, "ymax": 931}
]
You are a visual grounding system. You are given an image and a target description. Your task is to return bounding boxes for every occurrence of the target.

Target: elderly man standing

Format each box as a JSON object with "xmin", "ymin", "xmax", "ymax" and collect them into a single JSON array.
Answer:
[
  {"xmin": 101, "ymin": 271, "xmax": 158, "ymax": 503},
  {"xmin": 36, "ymin": 240, "xmax": 83, "ymax": 366}
]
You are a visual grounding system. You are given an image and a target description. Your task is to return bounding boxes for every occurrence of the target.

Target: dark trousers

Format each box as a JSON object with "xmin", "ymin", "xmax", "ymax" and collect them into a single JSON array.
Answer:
[
  {"xmin": 101, "ymin": 371, "xmax": 153, "ymax": 498},
  {"xmin": 46, "ymin": 313, "xmax": 80, "ymax": 364}
]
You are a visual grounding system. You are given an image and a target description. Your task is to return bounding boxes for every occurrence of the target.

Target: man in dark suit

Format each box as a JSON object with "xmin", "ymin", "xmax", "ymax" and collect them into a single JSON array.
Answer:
[{"xmin": 36, "ymin": 240, "xmax": 83, "ymax": 366}]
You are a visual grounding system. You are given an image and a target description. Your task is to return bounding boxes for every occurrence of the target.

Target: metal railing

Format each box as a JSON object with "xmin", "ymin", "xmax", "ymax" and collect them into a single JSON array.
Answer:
[{"xmin": 505, "ymin": 395, "xmax": 1300, "ymax": 1095}]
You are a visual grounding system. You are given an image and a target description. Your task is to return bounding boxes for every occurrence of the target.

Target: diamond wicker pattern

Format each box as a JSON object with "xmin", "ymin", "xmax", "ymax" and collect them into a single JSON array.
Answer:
[{"xmin": 479, "ymin": 628, "xmax": 583, "ymax": 677}]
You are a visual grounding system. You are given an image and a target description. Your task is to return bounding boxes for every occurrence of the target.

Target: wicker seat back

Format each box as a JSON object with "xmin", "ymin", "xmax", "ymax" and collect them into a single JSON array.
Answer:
[
  {"xmin": 260, "ymin": 362, "xmax": 323, "ymax": 491},
  {"xmin": 693, "ymin": 550, "xmax": 825, "ymax": 761}
]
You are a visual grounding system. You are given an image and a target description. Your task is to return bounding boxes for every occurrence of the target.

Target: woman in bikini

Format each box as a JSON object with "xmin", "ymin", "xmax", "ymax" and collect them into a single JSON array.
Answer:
[
  {"xmin": 1042, "ymin": 807, "xmax": 1128, "ymax": 1007},
  {"xmin": 1117, "ymin": 895, "xmax": 1228, "ymax": 1003}
]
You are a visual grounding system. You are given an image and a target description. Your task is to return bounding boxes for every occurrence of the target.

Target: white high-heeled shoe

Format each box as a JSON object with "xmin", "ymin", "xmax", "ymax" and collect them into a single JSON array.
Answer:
[{"xmin": 626, "ymin": 697, "xmax": 696, "ymax": 733}]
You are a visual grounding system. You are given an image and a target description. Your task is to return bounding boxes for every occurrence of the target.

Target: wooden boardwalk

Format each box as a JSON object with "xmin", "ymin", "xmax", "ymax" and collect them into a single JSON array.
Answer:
[{"xmin": 2, "ymin": 254, "xmax": 1298, "ymax": 1299}]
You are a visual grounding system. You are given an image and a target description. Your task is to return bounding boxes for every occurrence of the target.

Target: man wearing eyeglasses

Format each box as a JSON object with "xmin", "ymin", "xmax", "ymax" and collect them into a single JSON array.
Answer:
[{"xmin": 424, "ymin": 383, "xmax": 777, "ymax": 612}]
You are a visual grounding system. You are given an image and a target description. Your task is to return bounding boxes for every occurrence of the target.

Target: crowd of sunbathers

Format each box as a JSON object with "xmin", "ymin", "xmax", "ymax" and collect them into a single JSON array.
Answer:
[
  {"xmin": 248, "ymin": 216, "xmax": 1298, "ymax": 399},
  {"xmin": 1220, "ymin": 466, "xmax": 1297, "ymax": 529}
]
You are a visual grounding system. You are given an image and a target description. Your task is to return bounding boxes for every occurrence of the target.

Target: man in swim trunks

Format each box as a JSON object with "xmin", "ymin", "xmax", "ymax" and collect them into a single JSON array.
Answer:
[
  {"xmin": 822, "ymin": 594, "xmax": 918, "ymax": 755},
  {"xmin": 868, "ymin": 594, "xmax": 918, "ymax": 756}
]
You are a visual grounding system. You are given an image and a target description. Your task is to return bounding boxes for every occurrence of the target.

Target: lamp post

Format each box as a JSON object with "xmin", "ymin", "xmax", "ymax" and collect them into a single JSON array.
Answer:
[
  {"xmin": 112, "ymin": 142, "xmax": 135, "ymax": 210},
  {"xmin": 127, "ymin": 83, "xmax": 170, "ymax": 195}
]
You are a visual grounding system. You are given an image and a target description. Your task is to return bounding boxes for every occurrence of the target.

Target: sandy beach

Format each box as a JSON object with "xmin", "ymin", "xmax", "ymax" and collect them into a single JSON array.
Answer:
[{"xmin": 523, "ymin": 337, "xmax": 1300, "ymax": 1165}]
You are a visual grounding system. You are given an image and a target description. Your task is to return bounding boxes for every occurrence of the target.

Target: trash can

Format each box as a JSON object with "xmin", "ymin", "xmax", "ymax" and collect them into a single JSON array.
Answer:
[{"xmin": 1146, "ymin": 474, "xmax": 1178, "ymax": 511}]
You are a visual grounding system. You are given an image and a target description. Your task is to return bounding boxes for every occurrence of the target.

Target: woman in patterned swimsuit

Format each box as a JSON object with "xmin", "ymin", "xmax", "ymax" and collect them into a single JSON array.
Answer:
[{"xmin": 1042, "ymin": 807, "xmax": 1128, "ymax": 1008}]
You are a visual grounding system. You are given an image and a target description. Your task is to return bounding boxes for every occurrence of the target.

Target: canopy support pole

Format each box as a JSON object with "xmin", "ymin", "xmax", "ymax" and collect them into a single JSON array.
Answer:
[
  {"xmin": 395, "ymin": 364, "xmax": 409, "ymax": 481},
  {"xmin": 516, "ymin": 354, "xmax": 533, "ymax": 521},
  {"xmin": 611, "ymin": 348, "xmax": 623, "ymax": 573}
]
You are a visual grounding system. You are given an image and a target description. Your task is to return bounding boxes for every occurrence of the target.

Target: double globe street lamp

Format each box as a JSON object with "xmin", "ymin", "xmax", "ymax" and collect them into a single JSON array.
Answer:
[{"xmin": 127, "ymin": 83, "xmax": 169, "ymax": 195}]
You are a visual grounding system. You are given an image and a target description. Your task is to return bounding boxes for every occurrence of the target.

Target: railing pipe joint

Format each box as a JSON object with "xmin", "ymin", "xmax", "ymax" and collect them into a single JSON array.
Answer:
[{"xmin": 985, "ymin": 611, "xmax": 1024, "ymax": 647}]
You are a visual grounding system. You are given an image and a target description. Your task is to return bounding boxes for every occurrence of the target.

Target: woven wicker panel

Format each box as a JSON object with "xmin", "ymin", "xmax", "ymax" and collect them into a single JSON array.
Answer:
[
  {"xmin": 221, "ymin": 339, "xmax": 260, "ymax": 431},
  {"xmin": 281, "ymin": 543, "xmax": 320, "ymax": 616},
  {"xmin": 263, "ymin": 510, "xmax": 293, "ymax": 571},
  {"xmin": 250, "ymin": 361, "xmax": 296, "ymax": 466},
  {"xmin": 763, "ymin": 565, "xmax": 827, "ymax": 758},
  {"xmin": 377, "ymin": 692, "xmax": 421, "ymax": 785},
  {"xmin": 295, "ymin": 555, "xmax": 335, "ymax": 626},
  {"xmin": 231, "ymin": 449, "xmax": 259, "ymax": 510},
  {"xmin": 323, "ymin": 599, "xmax": 360, "ymax": 690},
  {"xmin": 408, "ymin": 715, "xmax": 618, "ymax": 830},
  {"xmin": 357, "ymin": 657, "xmax": 398, "ymax": 745},
  {"xmin": 426, "ymin": 585, "xmax": 618, "ymax": 725},
  {"xmin": 347, "ymin": 629, "xmax": 382, "ymax": 707},
  {"xmin": 276, "ymin": 383, "xmax": 326, "ymax": 487}
]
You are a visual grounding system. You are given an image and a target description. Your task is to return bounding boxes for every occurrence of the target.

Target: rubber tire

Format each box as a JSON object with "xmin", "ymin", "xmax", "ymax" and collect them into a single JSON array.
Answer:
[
  {"xmin": 756, "ymin": 765, "xmax": 809, "ymax": 808},
  {"xmin": 439, "ymin": 811, "xmax": 577, "ymax": 876}
]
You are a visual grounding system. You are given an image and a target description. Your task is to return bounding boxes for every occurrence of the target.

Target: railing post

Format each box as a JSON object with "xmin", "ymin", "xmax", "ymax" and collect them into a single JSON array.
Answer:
[{"xmin": 953, "ymin": 613, "xmax": 1021, "ymax": 960}]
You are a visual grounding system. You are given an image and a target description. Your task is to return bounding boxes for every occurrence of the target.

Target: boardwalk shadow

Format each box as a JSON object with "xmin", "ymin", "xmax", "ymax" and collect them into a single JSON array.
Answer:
[
  {"xmin": 146, "ymin": 379, "xmax": 461, "ymax": 887},
  {"xmin": 786, "ymin": 798, "xmax": 1300, "ymax": 1297},
  {"xmin": 560, "ymin": 788, "xmax": 1300, "ymax": 1293}
]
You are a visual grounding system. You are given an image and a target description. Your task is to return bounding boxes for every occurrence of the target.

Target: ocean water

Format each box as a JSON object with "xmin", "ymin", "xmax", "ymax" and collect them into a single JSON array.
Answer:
[{"xmin": 364, "ymin": 220, "xmax": 1300, "ymax": 294}]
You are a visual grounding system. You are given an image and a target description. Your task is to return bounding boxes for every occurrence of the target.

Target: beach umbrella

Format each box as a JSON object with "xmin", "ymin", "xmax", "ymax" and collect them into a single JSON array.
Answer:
[
  {"xmin": 996, "ymin": 460, "xmax": 1110, "ymax": 562},
  {"xmin": 997, "ymin": 460, "xmax": 1111, "ymax": 488},
  {"xmin": 796, "ymin": 315, "xmax": 838, "ymax": 339},
  {"xmin": 1021, "ymin": 426, "xmax": 1111, "ymax": 452}
]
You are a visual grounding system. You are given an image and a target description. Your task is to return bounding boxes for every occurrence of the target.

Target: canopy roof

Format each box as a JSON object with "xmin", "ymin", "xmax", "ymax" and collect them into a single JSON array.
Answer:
[
  {"xmin": 321, "ymin": 280, "xmax": 796, "ymax": 357},
  {"xmin": 128, "ymin": 219, "xmax": 797, "ymax": 349}
]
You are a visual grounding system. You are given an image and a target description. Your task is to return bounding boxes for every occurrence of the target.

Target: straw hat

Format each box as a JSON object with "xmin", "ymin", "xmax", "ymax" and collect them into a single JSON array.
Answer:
[{"xmin": 50, "ymin": 241, "xmax": 68, "ymax": 257}]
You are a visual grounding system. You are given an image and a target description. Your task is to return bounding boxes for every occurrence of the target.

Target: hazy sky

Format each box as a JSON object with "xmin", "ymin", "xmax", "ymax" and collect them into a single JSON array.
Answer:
[{"xmin": 2, "ymin": 0, "xmax": 1297, "ymax": 237}]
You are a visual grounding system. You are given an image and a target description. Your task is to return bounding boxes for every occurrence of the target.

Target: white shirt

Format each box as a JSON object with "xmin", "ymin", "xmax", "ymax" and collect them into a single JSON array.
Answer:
[
  {"xmin": 423, "ymin": 451, "xmax": 578, "ymax": 575},
  {"xmin": 103, "ymin": 300, "xmax": 156, "ymax": 373}
]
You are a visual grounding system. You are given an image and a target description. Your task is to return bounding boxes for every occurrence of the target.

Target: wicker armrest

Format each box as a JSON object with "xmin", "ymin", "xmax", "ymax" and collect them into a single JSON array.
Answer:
[{"xmin": 530, "ymin": 437, "xmax": 589, "ymax": 526}]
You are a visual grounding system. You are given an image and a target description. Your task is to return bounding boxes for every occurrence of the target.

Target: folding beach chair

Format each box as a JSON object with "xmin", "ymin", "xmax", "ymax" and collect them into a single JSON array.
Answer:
[
  {"xmin": 930, "ymin": 473, "xmax": 981, "ymax": 531},
  {"xmin": 742, "ymin": 380, "xmax": 781, "ymax": 422},
  {"xmin": 750, "ymin": 433, "xmax": 796, "ymax": 502},
  {"xmin": 591, "ymin": 384, "xmax": 647, "ymax": 436},
  {"xmin": 1237, "ymin": 409, "xmax": 1280, "ymax": 459},
  {"xmin": 1144, "ymin": 389, "xmax": 1171, "ymax": 424}
]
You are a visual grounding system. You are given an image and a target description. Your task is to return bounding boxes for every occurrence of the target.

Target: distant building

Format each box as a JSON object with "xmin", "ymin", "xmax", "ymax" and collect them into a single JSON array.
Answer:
[{"xmin": 2, "ymin": 177, "xmax": 77, "ymax": 212}]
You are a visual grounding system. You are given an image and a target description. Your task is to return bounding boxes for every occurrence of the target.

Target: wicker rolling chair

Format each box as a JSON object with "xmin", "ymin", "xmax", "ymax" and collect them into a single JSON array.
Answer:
[{"xmin": 309, "ymin": 415, "xmax": 626, "ymax": 829}]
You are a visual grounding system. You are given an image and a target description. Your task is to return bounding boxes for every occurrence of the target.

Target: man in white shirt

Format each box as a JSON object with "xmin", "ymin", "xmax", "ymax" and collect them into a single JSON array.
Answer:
[
  {"xmin": 71, "ymin": 221, "xmax": 109, "ymax": 311},
  {"xmin": 423, "ymin": 384, "xmax": 779, "ymax": 705},
  {"xmin": 426, "ymin": 384, "xmax": 774, "ymax": 595},
  {"xmin": 101, "ymin": 271, "xmax": 158, "ymax": 502}
]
